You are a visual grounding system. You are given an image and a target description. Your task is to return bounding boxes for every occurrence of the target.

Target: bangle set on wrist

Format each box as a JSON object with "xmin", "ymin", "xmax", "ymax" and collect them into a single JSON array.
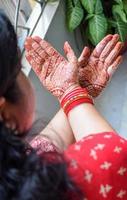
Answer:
[{"xmin": 60, "ymin": 87, "xmax": 94, "ymax": 115}]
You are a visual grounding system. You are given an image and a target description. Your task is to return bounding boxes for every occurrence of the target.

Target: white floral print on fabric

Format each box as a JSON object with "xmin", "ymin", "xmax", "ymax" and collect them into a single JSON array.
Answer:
[
  {"xmin": 30, "ymin": 135, "xmax": 57, "ymax": 154},
  {"xmin": 117, "ymin": 190, "xmax": 126, "ymax": 198},
  {"xmin": 90, "ymin": 149, "xmax": 98, "ymax": 160},
  {"xmin": 100, "ymin": 161, "xmax": 112, "ymax": 170},
  {"xmin": 94, "ymin": 143, "xmax": 105, "ymax": 150},
  {"xmin": 117, "ymin": 167, "xmax": 127, "ymax": 176},
  {"xmin": 84, "ymin": 170, "xmax": 93, "ymax": 183},
  {"xmin": 99, "ymin": 184, "xmax": 112, "ymax": 198},
  {"xmin": 114, "ymin": 146, "xmax": 122, "ymax": 153},
  {"xmin": 64, "ymin": 132, "xmax": 127, "ymax": 200}
]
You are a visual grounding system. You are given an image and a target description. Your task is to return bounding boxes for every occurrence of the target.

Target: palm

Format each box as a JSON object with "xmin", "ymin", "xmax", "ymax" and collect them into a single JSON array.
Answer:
[
  {"xmin": 25, "ymin": 38, "xmax": 78, "ymax": 99},
  {"xmin": 78, "ymin": 34, "xmax": 122, "ymax": 97},
  {"xmin": 78, "ymin": 56, "xmax": 109, "ymax": 97},
  {"xmin": 43, "ymin": 60, "xmax": 78, "ymax": 98},
  {"xmin": 25, "ymin": 35, "xmax": 122, "ymax": 98}
]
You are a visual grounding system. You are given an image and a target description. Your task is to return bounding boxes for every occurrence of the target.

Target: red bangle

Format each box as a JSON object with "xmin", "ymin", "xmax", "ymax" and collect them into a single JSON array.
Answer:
[
  {"xmin": 60, "ymin": 87, "xmax": 88, "ymax": 103},
  {"xmin": 60, "ymin": 86, "xmax": 94, "ymax": 116},
  {"xmin": 65, "ymin": 98, "xmax": 93, "ymax": 115}
]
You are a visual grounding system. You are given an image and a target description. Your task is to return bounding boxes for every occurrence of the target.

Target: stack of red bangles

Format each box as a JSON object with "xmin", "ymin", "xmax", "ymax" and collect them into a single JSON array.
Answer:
[{"xmin": 60, "ymin": 86, "xmax": 94, "ymax": 115}]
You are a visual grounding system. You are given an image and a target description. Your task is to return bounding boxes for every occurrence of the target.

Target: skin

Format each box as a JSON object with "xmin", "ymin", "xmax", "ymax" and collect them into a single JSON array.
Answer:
[
  {"xmin": 68, "ymin": 102, "xmax": 114, "ymax": 141},
  {"xmin": 25, "ymin": 34, "xmax": 122, "ymax": 149},
  {"xmin": 78, "ymin": 34, "xmax": 123, "ymax": 96},
  {"xmin": 25, "ymin": 34, "xmax": 122, "ymax": 98},
  {"xmin": 0, "ymin": 71, "xmax": 35, "ymax": 134}
]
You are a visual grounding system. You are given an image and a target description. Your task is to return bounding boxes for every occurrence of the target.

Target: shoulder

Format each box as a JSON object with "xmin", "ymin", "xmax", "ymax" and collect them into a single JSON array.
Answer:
[
  {"xmin": 64, "ymin": 132, "xmax": 127, "ymax": 199},
  {"xmin": 64, "ymin": 132, "xmax": 127, "ymax": 159}
]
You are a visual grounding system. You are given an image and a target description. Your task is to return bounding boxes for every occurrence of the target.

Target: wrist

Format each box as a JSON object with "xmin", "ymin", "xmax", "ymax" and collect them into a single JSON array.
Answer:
[
  {"xmin": 60, "ymin": 85, "xmax": 94, "ymax": 116},
  {"xmin": 59, "ymin": 83, "xmax": 80, "ymax": 102}
]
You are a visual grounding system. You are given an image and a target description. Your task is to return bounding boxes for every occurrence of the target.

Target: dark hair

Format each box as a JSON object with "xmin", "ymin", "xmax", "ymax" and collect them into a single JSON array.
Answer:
[
  {"xmin": 0, "ymin": 121, "xmax": 83, "ymax": 200},
  {"xmin": 0, "ymin": 10, "xmax": 22, "ymax": 103}
]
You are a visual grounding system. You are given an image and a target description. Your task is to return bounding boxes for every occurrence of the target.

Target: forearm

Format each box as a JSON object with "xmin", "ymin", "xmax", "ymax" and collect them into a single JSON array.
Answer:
[
  {"xmin": 68, "ymin": 103, "xmax": 114, "ymax": 141},
  {"xmin": 40, "ymin": 109, "xmax": 75, "ymax": 150}
]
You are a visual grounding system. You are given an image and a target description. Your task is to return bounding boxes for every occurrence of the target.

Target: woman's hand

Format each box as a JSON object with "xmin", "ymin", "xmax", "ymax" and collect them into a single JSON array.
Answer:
[
  {"xmin": 25, "ymin": 34, "xmax": 122, "ymax": 98},
  {"xmin": 25, "ymin": 38, "xmax": 79, "ymax": 100},
  {"xmin": 78, "ymin": 34, "xmax": 123, "ymax": 97}
]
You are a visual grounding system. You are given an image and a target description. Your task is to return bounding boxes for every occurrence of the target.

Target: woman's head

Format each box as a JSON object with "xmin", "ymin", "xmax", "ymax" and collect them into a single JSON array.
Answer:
[
  {"xmin": 0, "ymin": 122, "xmax": 82, "ymax": 200},
  {"xmin": 0, "ymin": 10, "xmax": 35, "ymax": 134}
]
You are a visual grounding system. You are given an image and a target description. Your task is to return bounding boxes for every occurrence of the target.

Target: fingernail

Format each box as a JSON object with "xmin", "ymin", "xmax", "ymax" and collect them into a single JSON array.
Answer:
[
  {"xmin": 117, "ymin": 42, "xmax": 123, "ymax": 50},
  {"xmin": 65, "ymin": 41, "xmax": 70, "ymax": 48},
  {"xmin": 114, "ymin": 34, "xmax": 119, "ymax": 39}
]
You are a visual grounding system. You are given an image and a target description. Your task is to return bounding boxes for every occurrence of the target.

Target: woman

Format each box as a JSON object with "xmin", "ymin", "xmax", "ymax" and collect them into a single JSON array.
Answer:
[
  {"xmin": 24, "ymin": 36, "xmax": 127, "ymax": 200},
  {"xmin": 0, "ymin": 9, "xmax": 126, "ymax": 200},
  {"xmin": 0, "ymin": 9, "xmax": 121, "ymax": 145}
]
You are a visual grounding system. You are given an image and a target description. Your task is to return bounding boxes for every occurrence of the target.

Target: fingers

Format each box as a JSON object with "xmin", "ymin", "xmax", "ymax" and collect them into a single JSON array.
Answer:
[
  {"xmin": 100, "ymin": 34, "xmax": 120, "ymax": 60},
  {"xmin": 25, "ymin": 37, "xmax": 50, "ymax": 79},
  {"xmin": 26, "ymin": 36, "xmax": 66, "ymax": 66},
  {"xmin": 28, "ymin": 49, "xmax": 44, "ymax": 65},
  {"xmin": 64, "ymin": 41, "xmax": 77, "ymax": 63},
  {"xmin": 92, "ymin": 34, "xmax": 113, "ymax": 57},
  {"xmin": 25, "ymin": 37, "xmax": 48, "ymax": 60},
  {"xmin": 24, "ymin": 37, "xmax": 33, "ymax": 51},
  {"xmin": 32, "ymin": 36, "xmax": 42, "ymax": 43},
  {"xmin": 78, "ymin": 46, "xmax": 90, "ymax": 68},
  {"xmin": 25, "ymin": 51, "xmax": 49, "ymax": 81},
  {"xmin": 78, "ymin": 47, "xmax": 90, "ymax": 62},
  {"xmin": 39, "ymin": 60, "xmax": 51, "ymax": 81},
  {"xmin": 105, "ymin": 41, "xmax": 123, "ymax": 67},
  {"xmin": 25, "ymin": 37, "xmax": 45, "ymax": 72},
  {"xmin": 25, "ymin": 52, "xmax": 42, "ymax": 75},
  {"xmin": 33, "ymin": 37, "xmax": 62, "ymax": 57},
  {"xmin": 107, "ymin": 55, "xmax": 123, "ymax": 77}
]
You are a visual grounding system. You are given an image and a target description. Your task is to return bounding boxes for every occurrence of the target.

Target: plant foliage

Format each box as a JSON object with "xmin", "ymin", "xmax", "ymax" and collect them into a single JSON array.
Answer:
[
  {"xmin": 66, "ymin": 0, "xmax": 127, "ymax": 46},
  {"xmin": 66, "ymin": 0, "xmax": 84, "ymax": 31}
]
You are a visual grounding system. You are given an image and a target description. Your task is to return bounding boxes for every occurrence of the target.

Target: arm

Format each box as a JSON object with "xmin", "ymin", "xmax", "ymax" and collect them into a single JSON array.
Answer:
[
  {"xmin": 25, "ymin": 35, "xmax": 122, "ymax": 146},
  {"xmin": 68, "ymin": 102, "xmax": 114, "ymax": 141},
  {"xmin": 40, "ymin": 108, "xmax": 75, "ymax": 149}
]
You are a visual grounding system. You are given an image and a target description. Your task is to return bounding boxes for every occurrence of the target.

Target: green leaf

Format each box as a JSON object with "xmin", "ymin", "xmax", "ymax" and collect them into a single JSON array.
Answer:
[
  {"xmin": 112, "ymin": 5, "xmax": 127, "ymax": 23},
  {"xmin": 123, "ymin": 0, "xmax": 127, "ymax": 15},
  {"xmin": 94, "ymin": 0, "xmax": 103, "ymax": 14},
  {"xmin": 81, "ymin": 0, "xmax": 96, "ymax": 14},
  {"xmin": 88, "ymin": 14, "xmax": 108, "ymax": 45},
  {"xmin": 108, "ymin": 19, "xmax": 117, "ymax": 28},
  {"xmin": 107, "ymin": 19, "xmax": 114, "ymax": 34},
  {"xmin": 112, "ymin": 2, "xmax": 127, "ymax": 42},
  {"xmin": 66, "ymin": 0, "xmax": 84, "ymax": 32},
  {"xmin": 85, "ymin": 13, "xmax": 95, "ymax": 20},
  {"xmin": 115, "ymin": 19, "xmax": 127, "ymax": 42},
  {"xmin": 114, "ymin": 0, "xmax": 123, "ymax": 7}
]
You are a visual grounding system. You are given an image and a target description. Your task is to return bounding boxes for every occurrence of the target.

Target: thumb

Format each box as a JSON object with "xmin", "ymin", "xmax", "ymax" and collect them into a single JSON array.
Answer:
[
  {"xmin": 64, "ymin": 41, "xmax": 77, "ymax": 63},
  {"xmin": 78, "ymin": 46, "xmax": 90, "ymax": 62},
  {"xmin": 78, "ymin": 46, "xmax": 90, "ymax": 68}
]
